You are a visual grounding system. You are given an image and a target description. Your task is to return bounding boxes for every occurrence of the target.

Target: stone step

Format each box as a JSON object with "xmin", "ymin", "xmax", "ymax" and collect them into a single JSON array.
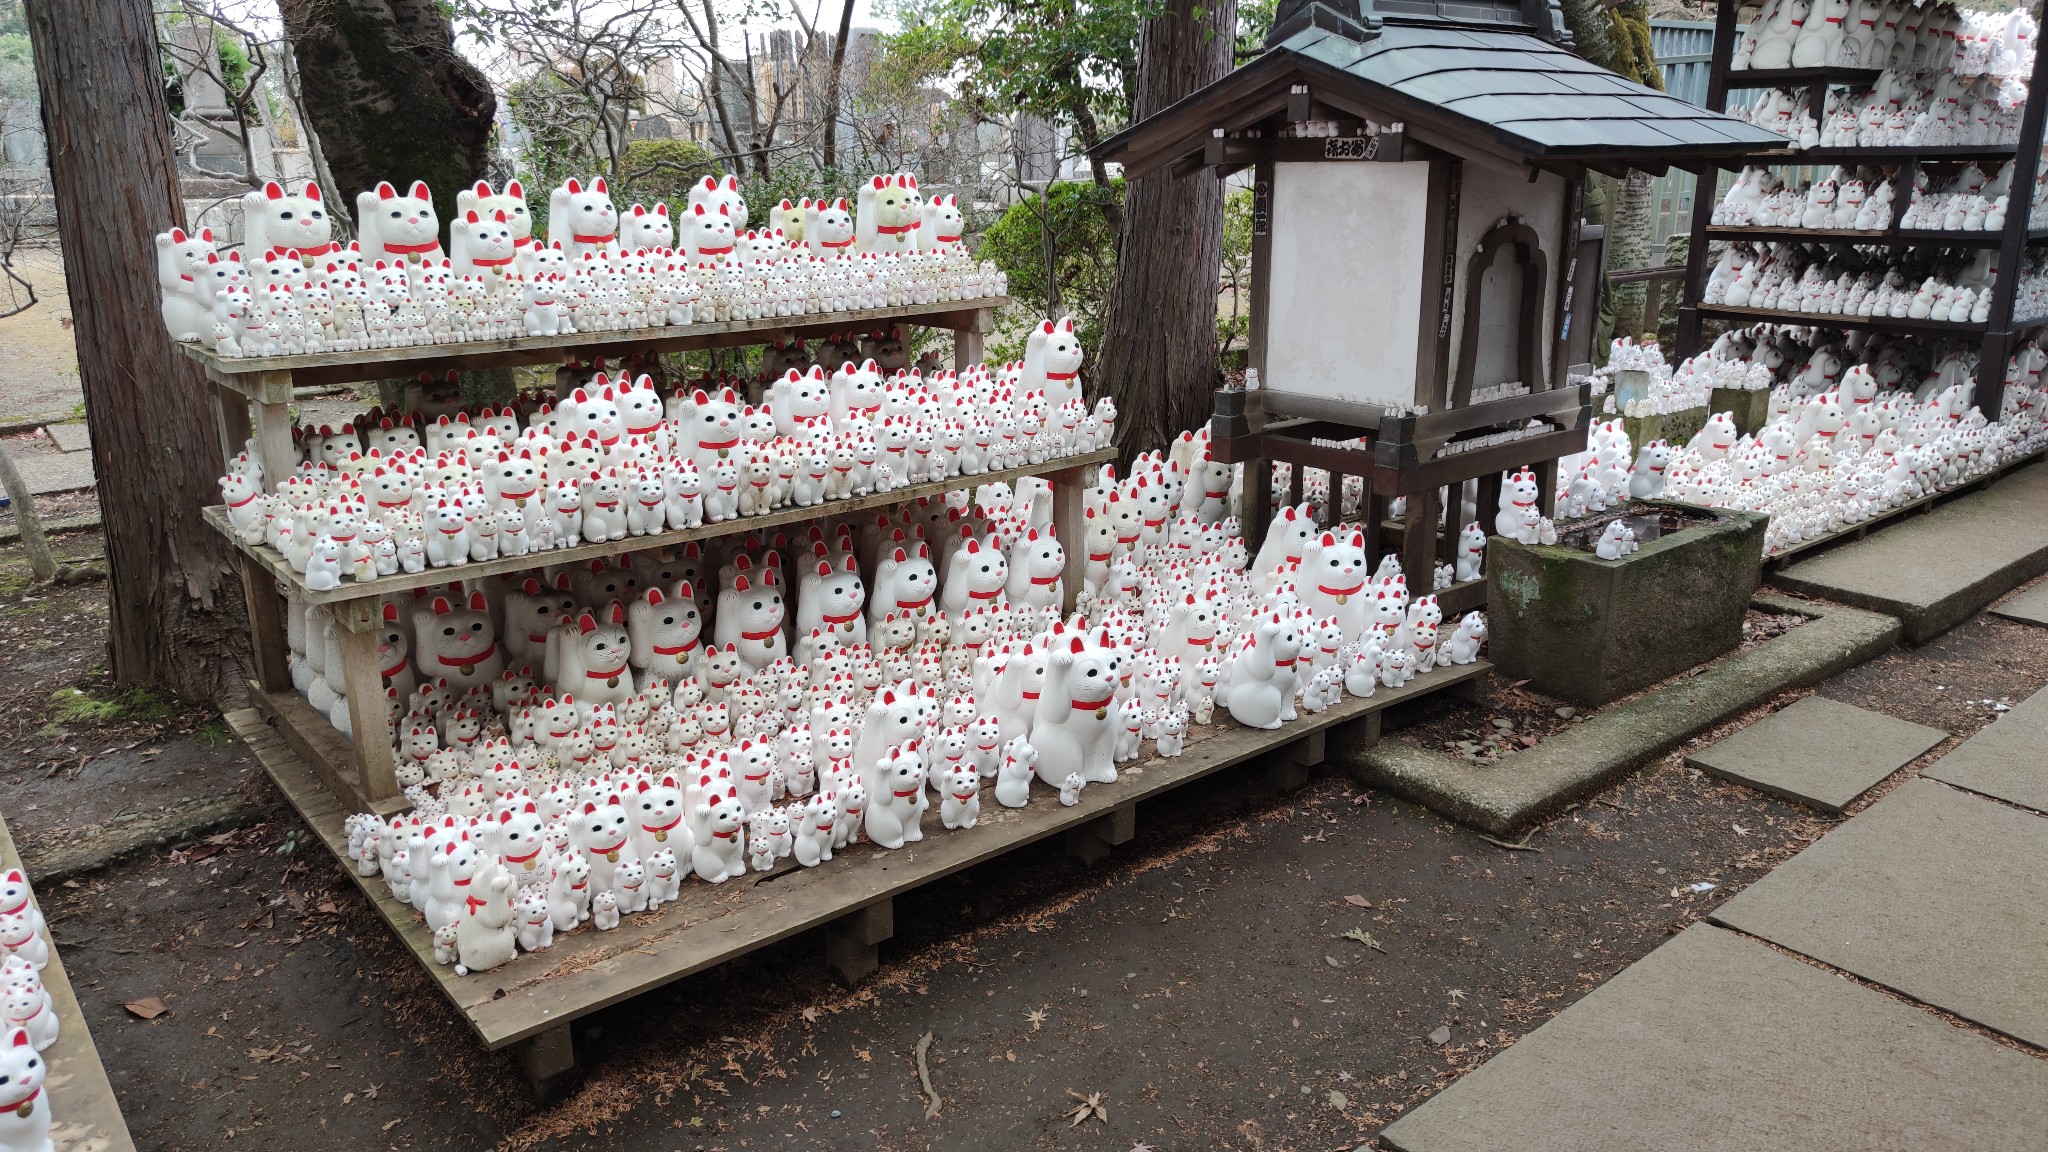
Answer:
[{"xmin": 1773, "ymin": 461, "xmax": 2048, "ymax": 644}]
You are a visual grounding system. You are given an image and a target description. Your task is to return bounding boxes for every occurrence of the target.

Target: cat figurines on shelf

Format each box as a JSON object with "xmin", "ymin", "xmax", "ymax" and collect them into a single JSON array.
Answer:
[
  {"xmin": 1495, "ymin": 469, "xmax": 1540, "ymax": 536},
  {"xmin": 590, "ymin": 888, "xmax": 621, "ymax": 931},
  {"xmin": 689, "ymin": 776, "xmax": 748, "ymax": 883},
  {"xmin": 1023, "ymin": 316, "xmax": 1085, "ymax": 409},
  {"xmin": 1219, "ymin": 613, "xmax": 1302, "ymax": 731},
  {"xmin": 865, "ymin": 743, "xmax": 929, "ymax": 849},
  {"xmin": 453, "ymin": 862, "xmax": 518, "ymax": 976},
  {"xmin": 548, "ymin": 177, "xmax": 619, "ymax": 261},
  {"xmin": 156, "ymin": 226, "xmax": 218, "ymax": 344},
  {"xmin": 995, "ymin": 735, "xmax": 1037, "ymax": 808},
  {"xmin": 356, "ymin": 180, "xmax": 444, "ymax": 266},
  {"xmin": 514, "ymin": 889, "xmax": 554, "ymax": 952},
  {"xmin": 546, "ymin": 851, "xmax": 592, "ymax": 931},
  {"xmin": 938, "ymin": 763, "xmax": 981, "ymax": 829},
  {"xmin": 1446, "ymin": 612, "xmax": 1488, "ymax": 665},
  {"xmin": 1029, "ymin": 630, "xmax": 1122, "ymax": 786}
]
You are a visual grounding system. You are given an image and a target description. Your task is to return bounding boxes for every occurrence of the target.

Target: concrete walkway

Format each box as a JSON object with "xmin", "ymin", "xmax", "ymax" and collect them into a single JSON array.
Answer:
[{"xmin": 1384, "ymin": 686, "xmax": 2048, "ymax": 1152}]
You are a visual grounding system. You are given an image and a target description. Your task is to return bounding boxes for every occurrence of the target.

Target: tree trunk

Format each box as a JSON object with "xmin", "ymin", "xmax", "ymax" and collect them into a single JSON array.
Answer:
[
  {"xmin": 821, "ymin": 0, "xmax": 855, "ymax": 169},
  {"xmin": 1608, "ymin": 168, "xmax": 1654, "ymax": 342},
  {"xmin": 1095, "ymin": 0, "xmax": 1234, "ymax": 461},
  {"xmin": 278, "ymin": 0, "xmax": 495, "ymax": 228},
  {"xmin": 22, "ymin": 0, "xmax": 243, "ymax": 701}
]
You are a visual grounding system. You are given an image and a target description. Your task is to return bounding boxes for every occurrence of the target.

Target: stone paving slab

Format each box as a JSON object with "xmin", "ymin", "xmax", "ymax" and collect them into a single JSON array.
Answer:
[
  {"xmin": 1381, "ymin": 923, "xmax": 2048, "ymax": 1152},
  {"xmin": 1711, "ymin": 778, "xmax": 2048, "ymax": 1048},
  {"xmin": 1989, "ymin": 580, "xmax": 2048, "ymax": 628},
  {"xmin": 44, "ymin": 421, "xmax": 89, "ymax": 453},
  {"xmin": 1922, "ymin": 687, "xmax": 2048, "ymax": 813},
  {"xmin": 2, "ymin": 436, "xmax": 95, "ymax": 496},
  {"xmin": 1774, "ymin": 461, "xmax": 2048, "ymax": 643},
  {"xmin": 1685, "ymin": 694, "xmax": 1947, "ymax": 813}
]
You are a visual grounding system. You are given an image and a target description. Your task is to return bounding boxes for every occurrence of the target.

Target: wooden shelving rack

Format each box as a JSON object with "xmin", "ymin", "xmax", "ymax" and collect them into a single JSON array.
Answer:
[
  {"xmin": 1674, "ymin": 14, "xmax": 2048, "ymax": 416},
  {"xmin": 195, "ymin": 293, "xmax": 1492, "ymax": 1090}
]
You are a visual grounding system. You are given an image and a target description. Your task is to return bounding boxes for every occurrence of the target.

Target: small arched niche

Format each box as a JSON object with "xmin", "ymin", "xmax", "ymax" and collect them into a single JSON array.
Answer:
[{"xmin": 1454, "ymin": 217, "xmax": 1546, "ymax": 407}]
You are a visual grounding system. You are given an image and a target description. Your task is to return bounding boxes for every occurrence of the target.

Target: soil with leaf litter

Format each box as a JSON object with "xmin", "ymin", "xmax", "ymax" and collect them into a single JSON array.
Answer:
[{"xmin": 25, "ymin": 562, "xmax": 2048, "ymax": 1149}]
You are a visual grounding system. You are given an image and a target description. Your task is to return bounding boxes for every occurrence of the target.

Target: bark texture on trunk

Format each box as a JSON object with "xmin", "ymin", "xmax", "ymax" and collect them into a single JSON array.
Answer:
[
  {"xmin": 1095, "ymin": 0, "xmax": 1234, "ymax": 462},
  {"xmin": 1607, "ymin": 168, "xmax": 1654, "ymax": 342},
  {"xmin": 23, "ymin": 0, "xmax": 243, "ymax": 701},
  {"xmin": 279, "ymin": 0, "xmax": 496, "ymax": 227},
  {"xmin": 821, "ymin": 0, "xmax": 856, "ymax": 169}
]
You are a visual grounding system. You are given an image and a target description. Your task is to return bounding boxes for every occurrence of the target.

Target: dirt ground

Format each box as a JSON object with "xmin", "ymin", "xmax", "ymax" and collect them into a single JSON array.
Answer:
[
  {"xmin": 10, "ymin": 525, "xmax": 2048, "ymax": 1149},
  {"xmin": 0, "ymin": 247, "xmax": 80, "ymax": 429}
]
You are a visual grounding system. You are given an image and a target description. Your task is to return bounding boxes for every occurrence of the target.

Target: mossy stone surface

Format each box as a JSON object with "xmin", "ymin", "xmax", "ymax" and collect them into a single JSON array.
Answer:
[{"xmin": 1487, "ymin": 502, "xmax": 1766, "ymax": 706}]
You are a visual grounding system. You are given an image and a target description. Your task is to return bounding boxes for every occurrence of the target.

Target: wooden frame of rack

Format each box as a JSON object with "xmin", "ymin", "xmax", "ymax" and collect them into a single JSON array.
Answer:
[
  {"xmin": 1674, "ymin": 0, "xmax": 2048, "ymax": 415},
  {"xmin": 190, "ymin": 293, "xmax": 1505, "ymax": 1093}
]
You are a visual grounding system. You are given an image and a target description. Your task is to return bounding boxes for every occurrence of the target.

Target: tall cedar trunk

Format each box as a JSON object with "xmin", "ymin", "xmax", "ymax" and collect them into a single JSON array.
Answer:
[
  {"xmin": 1095, "ymin": 0, "xmax": 1233, "ymax": 462},
  {"xmin": 821, "ymin": 0, "xmax": 855, "ymax": 168},
  {"xmin": 1608, "ymin": 168, "xmax": 1654, "ymax": 341},
  {"xmin": 278, "ymin": 0, "xmax": 495, "ymax": 228},
  {"xmin": 22, "ymin": 0, "xmax": 242, "ymax": 701}
]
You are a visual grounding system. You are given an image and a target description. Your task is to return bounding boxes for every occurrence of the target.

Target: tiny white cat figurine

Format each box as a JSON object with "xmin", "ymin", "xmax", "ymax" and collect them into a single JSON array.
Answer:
[{"xmin": 0, "ymin": 1027, "xmax": 51, "ymax": 1152}]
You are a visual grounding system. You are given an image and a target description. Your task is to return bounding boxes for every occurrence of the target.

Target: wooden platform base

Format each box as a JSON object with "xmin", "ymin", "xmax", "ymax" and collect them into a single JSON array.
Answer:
[
  {"xmin": 0, "ymin": 814, "xmax": 138, "ymax": 1149},
  {"xmin": 228, "ymin": 657, "xmax": 1491, "ymax": 1092}
]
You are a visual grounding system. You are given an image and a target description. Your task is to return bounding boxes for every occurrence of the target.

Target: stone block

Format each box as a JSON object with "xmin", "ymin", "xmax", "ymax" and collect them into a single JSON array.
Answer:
[
  {"xmin": 1711, "ymin": 778, "xmax": 2048, "ymax": 1048},
  {"xmin": 1923, "ymin": 685, "xmax": 2048, "ymax": 812},
  {"xmin": 1686, "ymin": 695, "xmax": 1946, "ymax": 812},
  {"xmin": 1381, "ymin": 924, "xmax": 2048, "ymax": 1152},
  {"xmin": 1487, "ymin": 502, "xmax": 1767, "ymax": 705}
]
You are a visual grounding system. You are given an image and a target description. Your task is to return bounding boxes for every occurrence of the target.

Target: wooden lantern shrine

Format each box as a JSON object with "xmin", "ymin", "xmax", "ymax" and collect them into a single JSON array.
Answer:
[{"xmin": 1094, "ymin": 0, "xmax": 1783, "ymax": 606}]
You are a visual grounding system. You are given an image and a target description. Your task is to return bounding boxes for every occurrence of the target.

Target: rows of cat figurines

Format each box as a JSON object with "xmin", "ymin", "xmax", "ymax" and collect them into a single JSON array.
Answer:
[
  {"xmin": 219, "ymin": 342, "xmax": 1097, "ymax": 590},
  {"xmin": 1734, "ymin": 1, "xmax": 2033, "ymax": 78},
  {"xmin": 323, "ymin": 429, "xmax": 1486, "ymax": 976},
  {"xmin": 157, "ymin": 172, "xmax": 1002, "ymax": 357},
  {"xmin": 1586, "ymin": 347, "xmax": 2048, "ymax": 554},
  {"xmin": 0, "ymin": 870, "xmax": 63, "ymax": 1152}
]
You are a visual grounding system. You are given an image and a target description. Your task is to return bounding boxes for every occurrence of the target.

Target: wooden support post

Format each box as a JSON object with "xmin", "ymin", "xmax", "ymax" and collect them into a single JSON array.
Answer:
[
  {"xmin": 953, "ymin": 310, "xmax": 990, "ymax": 371},
  {"xmin": 253, "ymin": 397, "xmax": 295, "ymax": 496},
  {"xmin": 1449, "ymin": 668, "xmax": 1489, "ymax": 705},
  {"xmin": 518, "ymin": 1024, "xmax": 578, "ymax": 1099},
  {"xmin": 825, "ymin": 898, "xmax": 894, "ymax": 986},
  {"xmin": 1267, "ymin": 728, "xmax": 1324, "ymax": 791},
  {"xmin": 334, "ymin": 621, "xmax": 401, "ymax": 804},
  {"xmin": 237, "ymin": 552, "xmax": 292, "ymax": 693},
  {"xmin": 213, "ymin": 382, "xmax": 252, "ymax": 467},
  {"xmin": 1048, "ymin": 464, "xmax": 1090, "ymax": 615},
  {"xmin": 1065, "ymin": 803, "xmax": 1136, "ymax": 866},
  {"xmin": 1358, "ymin": 709, "xmax": 1383, "ymax": 750},
  {"xmin": 1401, "ymin": 486, "xmax": 1439, "ymax": 593}
]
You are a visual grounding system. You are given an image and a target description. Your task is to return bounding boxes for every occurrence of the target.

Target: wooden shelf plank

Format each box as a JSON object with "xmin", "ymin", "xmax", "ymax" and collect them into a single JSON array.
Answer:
[
  {"xmin": 205, "ymin": 447, "xmax": 1114, "ymax": 607},
  {"xmin": 182, "ymin": 296, "xmax": 1012, "ymax": 393},
  {"xmin": 1723, "ymin": 66, "xmax": 1883, "ymax": 88},
  {"xmin": 0, "ymin": 813, "xmax": 139, "ymax": 1151},
  {"xmin": 1720, "ymin": 145, "xmax": 2018, "ymax": 168},
  {"xmin": 1695, "ymin": 303, "xmax": 1989, "ymax": 336},
  {"xmin": 1703, "ymin": 225, "xmax": 2048, "ymax": 250},
  {"xmin": 231, "ymin": 660, "xmax": 1491, "ymax": 1050}
]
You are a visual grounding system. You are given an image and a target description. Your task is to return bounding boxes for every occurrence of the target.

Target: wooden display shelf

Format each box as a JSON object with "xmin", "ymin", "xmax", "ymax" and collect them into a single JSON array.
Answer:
[
  {"xmin": 228, "ymin": 655, "xmax": 1492, "ymax": 1082},
  {"xmin": 180, "ymin": 296, "xmax": 1011, "ymax": 396},
  {"xmin": 203, "ymin": 447, "xmax": 1115, "ymax": 612},
  {"xmin": 1722, "ymin": 144, "xmax": 2019, "ymax": 168},
  {"xmin": 1703, "ymin": 225, "xmax": 2048, "ymax": 249},
  {"xmin": 1723, "ymin": 66, "xmax": 1884, "ymax": 88},
  {"xmin": 0, "ymin": 813, "xmax": 138, "ymax": 1150},
  {"xmin": 1695, "ymin": 302, "xmax": 1989, "ymax": 335}
]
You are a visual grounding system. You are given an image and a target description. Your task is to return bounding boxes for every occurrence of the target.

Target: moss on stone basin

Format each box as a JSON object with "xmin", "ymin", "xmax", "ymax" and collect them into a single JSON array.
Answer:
[{"xmin": 1486, "ymin": 501, "xmax": 1767, "ymax": 706}]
